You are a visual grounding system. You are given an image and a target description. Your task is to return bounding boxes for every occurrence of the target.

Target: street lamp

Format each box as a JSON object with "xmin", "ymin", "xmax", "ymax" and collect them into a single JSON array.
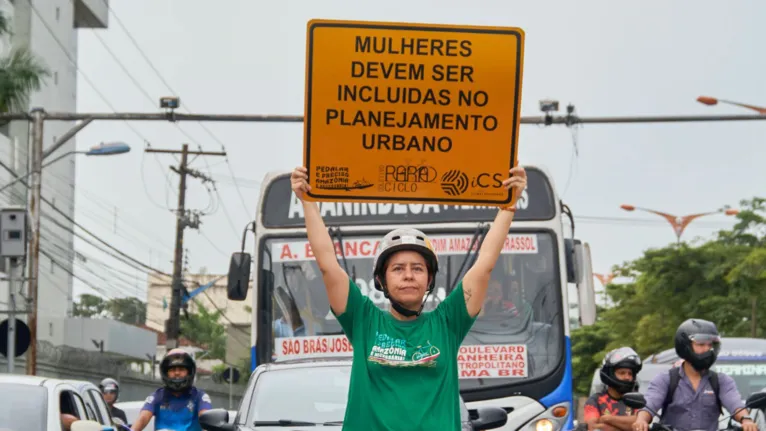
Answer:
[
  {"xmin": 594, "ymin": 273, "xmax": 616, "ymax": 286},
  {"xmin": 593, "ymin": 273, "xmax": 615, "ymax": 308},
  {"xmin": 619, "ymin": 204, "xmax": 739, "ymax": 243},
  {"xmin": 0, "ymin": 141, "xmax": 131, "ymax": 194},
  {"xmin": 697, "ymin": 96, "xmax": 766, "ymax": 115}
]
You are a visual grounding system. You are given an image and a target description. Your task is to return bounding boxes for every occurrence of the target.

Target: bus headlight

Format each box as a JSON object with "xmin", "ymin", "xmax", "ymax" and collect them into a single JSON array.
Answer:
[
  {"xmin": 525, "ymin": 402, "xmax": 570, "ymax": 431},
  {"xmin": 535, "ymin": 419, "xmax": 554, "ymax": 431}
]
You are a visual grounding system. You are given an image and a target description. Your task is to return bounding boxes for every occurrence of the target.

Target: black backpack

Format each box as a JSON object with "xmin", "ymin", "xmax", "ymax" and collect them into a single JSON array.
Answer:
[{"xmin": 660, "ymin": 366, "xmax": 722, "ymax": 419}]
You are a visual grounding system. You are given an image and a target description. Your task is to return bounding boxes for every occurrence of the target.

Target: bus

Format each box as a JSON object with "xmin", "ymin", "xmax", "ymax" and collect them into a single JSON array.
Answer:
[{"xmin": 226, "ymin": 164, "xmax": 597, "ymax": 431}]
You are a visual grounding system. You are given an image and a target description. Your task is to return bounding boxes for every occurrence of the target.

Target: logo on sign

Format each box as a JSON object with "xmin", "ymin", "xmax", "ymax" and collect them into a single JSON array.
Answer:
[
  {"xmin": 379, "ymin": 164, "xmax": 437, "ymax": 194},
  {"xmin": 468, "ymin": 172, "xmax": 506, "ymax": 197},
  {"xmin": 440, "ymin": 169, "xmax": 469, "ymax": 196},
  {"xmin": 472, "ymin": 173, "xmax": 504, "ymax": 189}
]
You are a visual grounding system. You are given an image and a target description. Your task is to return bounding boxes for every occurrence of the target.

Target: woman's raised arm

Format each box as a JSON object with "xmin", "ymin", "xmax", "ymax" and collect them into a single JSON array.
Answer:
[
  {"xmin": 291, "ymin": 167, "xmax": 350, "ymax": 314},
  {"xmin": 462, "ymin": 166, "xmax": 527, "ymax": 317}
]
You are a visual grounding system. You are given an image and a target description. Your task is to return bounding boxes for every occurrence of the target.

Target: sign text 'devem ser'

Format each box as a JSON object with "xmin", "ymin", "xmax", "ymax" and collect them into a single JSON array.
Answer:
[{"xmin": 303, "ymin": 19, "xmax": 525, "ymax": 206}]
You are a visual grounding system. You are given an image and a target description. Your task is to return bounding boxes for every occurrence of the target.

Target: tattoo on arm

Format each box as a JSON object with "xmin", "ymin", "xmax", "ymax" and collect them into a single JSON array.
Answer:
[{"xmin": 464, "ymin": 287, "xmax": 473, "ymax": 302}]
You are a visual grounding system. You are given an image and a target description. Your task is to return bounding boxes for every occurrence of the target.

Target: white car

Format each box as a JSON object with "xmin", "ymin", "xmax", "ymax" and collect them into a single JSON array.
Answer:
[
  {"xmin": 0, "ymin": 374, "xmax": 114, "ymax": 431},
  {"xmin": 197, "ymin": 358, "xmax": 508, "ymax": 431},
  {"xmin": 68, "ymin": 379, "xmax": 119, "ymax": 427},
  {"xmin": 115, "ymin": 400, "xmax": 155, "ymax": 431}
]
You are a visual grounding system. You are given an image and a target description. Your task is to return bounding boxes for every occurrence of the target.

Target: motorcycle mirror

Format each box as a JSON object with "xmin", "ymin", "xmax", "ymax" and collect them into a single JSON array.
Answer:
[{"xmin": 621, "ymin": 392, "xmax": 647, "ymax": 410}]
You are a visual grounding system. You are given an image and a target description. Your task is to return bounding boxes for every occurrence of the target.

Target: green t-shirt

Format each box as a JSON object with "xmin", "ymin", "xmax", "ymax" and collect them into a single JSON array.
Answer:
[{"xmin": 333, "ymin": 279, "xmax": 477, "ymax": 431}]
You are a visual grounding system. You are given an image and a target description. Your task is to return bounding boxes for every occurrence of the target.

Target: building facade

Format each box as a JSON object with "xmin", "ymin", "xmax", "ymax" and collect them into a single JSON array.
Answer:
[
  {"xmin": 146, "ymin": 271, "xmax": 253, "ymax": 333},
  {"xmin": 0, "ymin": 0, "xmax": 108, "ymax": 319}
]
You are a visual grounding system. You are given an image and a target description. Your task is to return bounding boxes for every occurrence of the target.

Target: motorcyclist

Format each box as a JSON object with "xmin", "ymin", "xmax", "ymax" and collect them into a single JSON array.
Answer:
[
  {"xmin": 99, "ymin": 377, "xmax": 129, "ymax": 425},
  {"xmin": 130, "ymin": 348, "xmax": 213, "ymax": 431},
  {"xmin": 632, "ymin": 318, "xmax": 757, "ymax": 431},
  {"xmin": 584, "ymin": 347, "xmax": 643, "ymax": 431}
]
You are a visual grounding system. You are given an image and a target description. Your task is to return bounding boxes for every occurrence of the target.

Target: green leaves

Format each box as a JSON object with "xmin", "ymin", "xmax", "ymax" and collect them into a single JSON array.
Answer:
[
  {"xmin": 73, "ymin": 294, "xmax": 147, "ymax": 325},
  {"xmin": 0, "ymin": 11, "xmax": 50, "ymax": 116},
  {"xmin": 180, "ymin": 301, "xmax": 226, "ymax": 360},
  {"xmin": 571, "ymin": 197, "xmax": 766, "ymax": 395}
]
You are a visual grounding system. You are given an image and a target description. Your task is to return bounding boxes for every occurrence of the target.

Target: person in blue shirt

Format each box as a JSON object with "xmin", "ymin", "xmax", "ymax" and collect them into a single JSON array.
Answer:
[{"xmin": 131, "ymin": 348, "xmax": 213, "ymax": 431}]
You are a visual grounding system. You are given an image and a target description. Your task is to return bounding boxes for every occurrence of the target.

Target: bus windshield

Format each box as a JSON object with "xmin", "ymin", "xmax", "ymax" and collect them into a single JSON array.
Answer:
[
  {"xmin": 259, "ymin": 230, "xmax": 562, "ymax": 389},
  {"xmin": 714, "ymin": 363, "xmax": 766, "ymax": 399}
]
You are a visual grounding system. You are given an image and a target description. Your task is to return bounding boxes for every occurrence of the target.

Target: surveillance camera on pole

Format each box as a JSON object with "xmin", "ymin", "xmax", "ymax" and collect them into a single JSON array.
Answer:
[
  {"xmin": 160, "ymin": 97, "xmax": 181, "ymax": 121},
  {"xmin": 1, "ymin": 205, "xmax": 29, "ymax": 373},
  {"xmin": 539, "ymin": 99, "xmax": 560, "ymax": 126},
  {"xmin": 160, "ymin": 96, "xmax": 180, "ymax": 110},
  {"xmin": 539, "ymin": 99, "xmax": 560, "ymax": 114},
  {"xmin": 0, "ymin": 206, "xmax": 27, "ymax": 259}
]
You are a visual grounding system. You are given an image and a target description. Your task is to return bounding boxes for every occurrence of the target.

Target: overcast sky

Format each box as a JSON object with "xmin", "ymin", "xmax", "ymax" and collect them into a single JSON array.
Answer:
[{"xmin": 70, "ymin": 0, "xmax": 766, "ymax": 304}]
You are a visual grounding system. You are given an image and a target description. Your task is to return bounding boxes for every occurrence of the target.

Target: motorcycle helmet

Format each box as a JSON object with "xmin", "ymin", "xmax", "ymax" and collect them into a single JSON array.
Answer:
[
  {"xmin": 372, "ymin": 228, "xmax": 439, "ymax": 317},
  {"xmin": 599, "ymin": 347, "xmax": 642, "ymax": 394},
  {"xmin": 160, "ymin": 348, "xmax": 196, "ymax": 392},
  {"xmin": 99, "ymin": 377, "xmax": 120, "ymax": 401},
  {"xmin": 674, "ymin": 318, "xmax": 721, "ymax": 371}
]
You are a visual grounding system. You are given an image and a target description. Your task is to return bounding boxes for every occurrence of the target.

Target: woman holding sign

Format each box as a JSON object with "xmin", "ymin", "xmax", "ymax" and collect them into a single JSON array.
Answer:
[{"xmin": 290, "ymin": 165, "xmax": 527, "ymax": 431}]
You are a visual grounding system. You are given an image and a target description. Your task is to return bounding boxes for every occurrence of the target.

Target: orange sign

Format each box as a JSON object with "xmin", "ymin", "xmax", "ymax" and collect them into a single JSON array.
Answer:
[{"xmin": 302, "ymin": 19, "xmax": 525, "ymax": 206}]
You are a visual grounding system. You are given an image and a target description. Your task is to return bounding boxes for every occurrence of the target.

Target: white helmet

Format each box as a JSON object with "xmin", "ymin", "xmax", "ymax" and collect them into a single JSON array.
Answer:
[{"xmin": 372, "ymin": 228, "xmax": 439, "ymax": 293}]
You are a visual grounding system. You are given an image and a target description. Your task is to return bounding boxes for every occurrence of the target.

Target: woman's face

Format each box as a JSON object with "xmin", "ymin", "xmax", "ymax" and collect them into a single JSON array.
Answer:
[{"xmin": 384, "ymin": 250, "xmax": 431, "ymax": 309}]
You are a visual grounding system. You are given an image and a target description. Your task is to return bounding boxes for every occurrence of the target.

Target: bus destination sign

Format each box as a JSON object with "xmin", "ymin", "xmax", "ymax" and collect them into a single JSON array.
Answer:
[{"xmin": 261, "ymin": 167, "xmax": 555, "ymax": 228}]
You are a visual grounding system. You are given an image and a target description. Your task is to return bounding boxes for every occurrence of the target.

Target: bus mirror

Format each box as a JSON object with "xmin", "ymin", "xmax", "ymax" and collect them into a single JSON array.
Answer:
[
  {"xmin": 575, "ymin": 241, "xmax": 597, "ymax": 326},
  {"xmin": 565, "ymin": 238, "xmax": 581, "ymax": 284},
  {"xmin": 227, "ymin": 252, "xmax": 251, "ymax": 301}
]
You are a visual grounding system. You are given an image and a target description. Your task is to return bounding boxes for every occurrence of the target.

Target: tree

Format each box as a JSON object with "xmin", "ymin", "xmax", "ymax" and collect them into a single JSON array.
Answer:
[
  {"xmin": 0, "ymin": 11, "xmax": 50, "ymax": 116},
  {"xmin": 73, "ymin": 294, "xmax": 105, "ymax": 318},
  {"xmin": 570, "ymin": 197, "xmax": 766, "ymax": 395},
  {"xmin": 72, "ymin": 294, "xmax": 147, "ymax": 325},
  {"xmin": 571, "ymin": 320, "xmax": 611, "ymax": 395},
  {"xmin": 106, "ymin": 297, "xmax": 147, "ymax": 325},
  {"xmin": 180, "ymin": 301, "xmax": 226, "ymax": 360}
]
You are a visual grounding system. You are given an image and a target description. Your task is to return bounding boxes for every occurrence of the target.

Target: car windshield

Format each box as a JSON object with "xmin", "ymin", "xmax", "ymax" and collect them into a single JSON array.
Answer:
[
  {"xmin": 0, "ymin": 383, "xmax": 47, "ymax": 431},
  {"xmin": 247, "ymin": 365, "xmax": 351, "ymax": 424},
  {"xmin": 261, "ymin": 230, "xmax": 563, "ymax": 390}
]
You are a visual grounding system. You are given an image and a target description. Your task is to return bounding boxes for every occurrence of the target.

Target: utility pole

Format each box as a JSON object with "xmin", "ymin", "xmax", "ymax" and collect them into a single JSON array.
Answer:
[
  {"xmin": 25, "ymin": 108, "xmax": 44, "ymax": 376},
  {"xmin": 6, "ymin": 257, "xmax": 19, "ymax": 373},
  {"xmin": 146, "ymin": 144, "xmax": 226, "ymax": 349}
]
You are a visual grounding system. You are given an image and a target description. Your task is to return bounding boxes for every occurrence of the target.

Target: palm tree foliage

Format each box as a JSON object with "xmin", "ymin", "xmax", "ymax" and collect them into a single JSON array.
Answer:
[{"xmin": 0, "ymin": 10, "xmax": 50, "ymax": 114}]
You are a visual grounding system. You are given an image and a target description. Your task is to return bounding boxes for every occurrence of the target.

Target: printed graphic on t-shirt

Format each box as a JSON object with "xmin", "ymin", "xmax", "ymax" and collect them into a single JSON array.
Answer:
[
  {"xmin": 583, "ymin": 391, "xmax": 634, "ymax": 421},
  {"xmin": 367, "ymin": 331, "xmax": 441, "ymax": 367}
]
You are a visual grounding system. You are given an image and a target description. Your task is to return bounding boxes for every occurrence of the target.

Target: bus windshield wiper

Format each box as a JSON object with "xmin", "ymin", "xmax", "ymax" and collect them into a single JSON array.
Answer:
[
  {"xmin": 254, "ymin": 419, "xmax": 343, "ymax": 426},
  {"xmin": 447, "ymin": 223, "xmax": 489, "ymax": 294},
  {"xmin": 328, "ymin": 226, "xmax": 355, "ymax": 279},
  {"xmin": 255, "ymin": 419, "xmax": 318, "ymax": 426}
]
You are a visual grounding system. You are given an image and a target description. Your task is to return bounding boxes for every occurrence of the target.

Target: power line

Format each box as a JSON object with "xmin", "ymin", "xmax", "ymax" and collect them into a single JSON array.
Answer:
[
  {"xmin": 100, "ymin": 0, "xmax": 252, "ymax": 219},
  {"xmin": 27, "ymin": 0, "xmax": 152, "ymax": 143},
  {"xmin": 31, "ymin": 0, "xmax": 179, "ymax": 216},
  {"xmin": 144, "ymin": 144, "xmax": 226, "ymax": 350}
]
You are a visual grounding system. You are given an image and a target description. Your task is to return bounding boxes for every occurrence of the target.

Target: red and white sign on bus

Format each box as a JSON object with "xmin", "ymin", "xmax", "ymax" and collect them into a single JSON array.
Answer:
[
  {"xmin": 275, "ymin": 335, "xmax": 354, "ymax": 361},
  {"xmin": 457, "ymin": 344, "xmax": 529, "ymax": 379},
  {"xmin": 274, "ymin": 335, "xmax": 528, "ymax": 379},
  {"xmin": 272, "ymin": 234, "xmax": 539, "ymax": 262}
]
